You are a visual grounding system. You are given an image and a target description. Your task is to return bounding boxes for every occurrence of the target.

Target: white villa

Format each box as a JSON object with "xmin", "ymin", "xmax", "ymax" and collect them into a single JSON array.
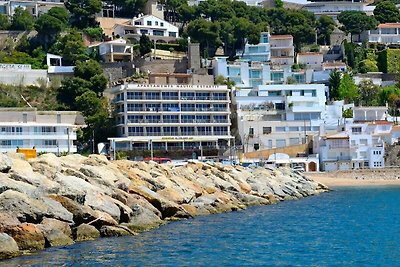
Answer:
[
  {"xmin": 303, "ymin": 0, "xmax": 375, "ymax": 20},
  {"xmin": 318, "ymin": 107, "xmax": 390, "ymax": 171},
  {"xmin": 97, "ymin": 39, "xmax": 134, "ymax": 63},
  {"xmin": 113, "ymin": 14, "xmax": 179, "ymax": 43},
  {"xmin": 0, "ymin": 108, "xmax": 84, "ymax": 154},
  {"xmin": 368, "ymin": 23, "xmax": 400, "ymax": 45},
  {"xmin": 0, "ymin": 0, "xmax": 64, "ymax": 17}
]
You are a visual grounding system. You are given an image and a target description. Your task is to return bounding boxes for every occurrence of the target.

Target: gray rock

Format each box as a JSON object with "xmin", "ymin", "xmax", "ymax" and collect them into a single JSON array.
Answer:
[
  {"xmin": 0, "ymin": 153, "xmax": 12, "ymax": 173},
  {"xmin": 99, "ymin": 225, "xmax": 134, "ymax": 237},
  {"xmin": 0, "ymin": 190, "xmax": 72, "ymax": 224},
  {"xmin": 0, "ymin": 173, "xmax": 37, "ymax": 195},
  {"xmin": 84, "ymin": 192, "xmax": 121, "ymax": 222},
  {"xmin": 0, "ymin": 233, "xmax": 19, "ymax": 259},
  {"xmin": 5, "ymin": 223, "xmax": 45, "ymax": 251},
  {"xmin": 125, "ymin": 204, "xmax": 163, "ymax": 231},
  {"xmin": 38, "ymin": 226, "xmax": 74, "ymax": 247},
  {"xmin": 74, "ymin": 224, "xmax": 100, "ymax": 241}
]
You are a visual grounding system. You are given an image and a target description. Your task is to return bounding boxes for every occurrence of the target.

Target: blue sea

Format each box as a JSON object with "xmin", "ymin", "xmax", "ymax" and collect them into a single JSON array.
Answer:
[{"xmin": 3, "ymin": 186, "xmax": 400, "ymax": 266}]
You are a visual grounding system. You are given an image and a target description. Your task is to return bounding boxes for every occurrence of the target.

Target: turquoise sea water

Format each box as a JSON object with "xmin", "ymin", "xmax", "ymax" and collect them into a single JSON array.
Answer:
[{"xmin": 3, "ymin": 186, "xmax": 400, "ymax": 266}]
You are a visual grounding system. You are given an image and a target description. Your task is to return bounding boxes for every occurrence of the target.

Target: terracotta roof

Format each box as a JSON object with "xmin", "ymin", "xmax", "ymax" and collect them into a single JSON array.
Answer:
[
  {"xmin": 378, "ymin": 23, "xmax": 400, "ymax": 28},
  {"xmin": 270, "ymin": 35, "xmax": 293, "ymax": 39}
]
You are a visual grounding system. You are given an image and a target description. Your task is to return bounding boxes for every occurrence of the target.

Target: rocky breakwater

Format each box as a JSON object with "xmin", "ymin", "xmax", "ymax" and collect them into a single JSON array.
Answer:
[{"xmin": 0, "ymin": 153, "xmax": 328, "ymax": 260}]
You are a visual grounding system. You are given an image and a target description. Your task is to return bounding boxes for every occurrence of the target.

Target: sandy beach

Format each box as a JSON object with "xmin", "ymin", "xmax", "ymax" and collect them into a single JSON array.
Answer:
[{"xmin": 306, "ymin": 170, "xmax": 400, "ymax": 187}]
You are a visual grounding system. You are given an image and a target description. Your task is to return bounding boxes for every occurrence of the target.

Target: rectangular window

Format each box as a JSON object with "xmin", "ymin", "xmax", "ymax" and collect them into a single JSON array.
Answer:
[
  {"xmin": 160, "ymin": 22, "xmax": 164, "ymax": 26},
  {"xmin": 276, "ymin": 139, "xmax": 286, "ymax": 148},
  {"xmin": 147, "ymin": 21, "xmax": 152, "ymax": 26},
  {"xmin": 249, "ymin": 127, "xmax": 254, "ymax": 136},
  {"xmin": 169, "ymin": 32, "xmax": 177, "ymax": 37},
  {"xmin": 153, "ymin": 30, "xmax": 164, "ymax": 36},
  {"xmin": 155, "ymin": 21, "xmax": 158, "ymax": 26},
  {"xmin": 352, "ymin": 127, "xmax": 362, "ymax": 134},
  {"xmin": 276, "ymin": 127, "xmax": 286, "ymax": 132},
  {"xmin": 263, "ymin": 127, "xmax": 272, "ymax": 134}
]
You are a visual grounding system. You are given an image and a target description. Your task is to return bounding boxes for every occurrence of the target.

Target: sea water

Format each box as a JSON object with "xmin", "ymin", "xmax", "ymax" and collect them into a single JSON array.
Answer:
[{"xmin": 3, "ymin": 186, "xmax": 400, "ymax": 266}]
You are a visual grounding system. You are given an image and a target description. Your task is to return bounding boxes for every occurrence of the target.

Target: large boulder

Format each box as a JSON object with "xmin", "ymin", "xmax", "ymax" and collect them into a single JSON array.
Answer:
[
  {"xmin": 129, "ymin": 186, "xmax": 180, "ymax": 218},
  {"xmin": 0, "ymin": 190, "xmax": 73, "ymax": 224},
  {"xmin": 0, "ymin": 173, "xmax": 37, "ymax": 195},
  {"xmin": 84, "ymin": 192, "xmax": 121, "ymax": 222},
  {"xmin": 99, "ymin": 225, "xmax": 134, "ymax": 237},
  {"xmin": 5, "ymin": 223, "xmax": 45, "ymax": 251},
  {"xmin": 40, "ymin": 218, "xmax": 73, "ymax": 238},
  {"xmin": 123, "ymin": 204, "xmax": 163, "ymax": 232},
  {"xmin": 9, "ymin": 158, "xmax": 59, "ymax": 193},
  {"xmin": 54, "ymin": 173, "xmax": 104, "ymax": 202},
  {"xmin": 47, "ymin": 195, "xmax": 117, "ymax": 227},
  {"xmin": 0, "ymin": 153, "xmax": 12, "ymax": 173},
  {"xmin": 0, "ymin": 233, "xmax": 19, "ymax": 259},
  {"xmin": 74, "ymin": 224, "xmax": 100, "ymax": 242},
  {"xmin": 37, "ymin": 226, "xmax": 74, "ymax": 247},
  {"xmin": 0, "ymin": 212, "xmax": 21, "ymax": 232},
  {"xmin": 0, "ymin": 190, "xmax": 48, "ymax": 223}
]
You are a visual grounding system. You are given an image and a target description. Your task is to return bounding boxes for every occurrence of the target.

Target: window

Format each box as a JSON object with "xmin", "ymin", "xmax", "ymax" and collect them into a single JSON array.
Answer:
[
  {"xmin": 249, "ymin": 127, "xmax": 254, "ymax": 136},
  {"xmin": 253, "ymin": 143, "xmax": 260, "ymax": 151},
  {"xmin": 147, "ymin": 21, "xmax": 152, "ymax": 26},
  {"xmin": 140, "ymin": 29, "xmax": 148, "ymax": 34},
  {"xmin": 128, "ymin": 127, "xmax": 144, "ymax": 136},
  {"xmin": 352, "ymin": 127, "xmax": 362, "ymax": 134},
  {"xmin": 289, "ymin": 127, "xmax": 299, "ymax": 132},
  {"xmin": 289, "ymin": 138, "xmax": 300, "ymax": 145},
  {"xmin": 160, "ymin": 22, "xmax": 164, "ymax": 26},
  {"xmin": 263, "ymin": 127, "xmax": 272, "ymax": 134},
  {"xmin": 127, "ymin": 115, "xmax": 143, "ymax": 123},
  {"xmin": 153, "ymin": 30, "xmax": 164, "ymax": 36},
  {"xmin": 44, "ymin": 140, "xmax": 57, "ymax": 146},
  {"xmin": 163, "ymin": 115, "xmax": 179, "ymax": 123},
  {"xmin": 276, "ymin": 139, "xmax": 286, "ymax": 148},
  {"xmin": 276, "ymin": 127, "xmax": 286, "ymax": 132},
  {"xmin": 155, "ymin": 21, "xmax": 158, "ymax": 26},
  {"xmin": 169, "ymin": 32, "xmax": 176, "ymax": 37}
]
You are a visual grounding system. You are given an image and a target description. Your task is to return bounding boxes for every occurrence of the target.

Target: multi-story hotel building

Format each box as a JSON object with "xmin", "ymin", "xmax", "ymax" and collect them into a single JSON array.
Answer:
[
  {"xmin": 109, "ymin": 83, "xmax": 233, "ymax": 153},
  {"xmin": 0, "ymin": 108, "xmax": 84, "ymax": 153}
]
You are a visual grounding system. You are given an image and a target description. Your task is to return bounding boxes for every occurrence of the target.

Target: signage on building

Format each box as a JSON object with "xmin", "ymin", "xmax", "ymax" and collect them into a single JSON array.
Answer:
[
  {"xmin": 0, "ymin": 64, "xmax": 32, "ymax": 71},
  {"xmin": 161, "ymin": 137, "xmax": 194, "ymax": 140}
]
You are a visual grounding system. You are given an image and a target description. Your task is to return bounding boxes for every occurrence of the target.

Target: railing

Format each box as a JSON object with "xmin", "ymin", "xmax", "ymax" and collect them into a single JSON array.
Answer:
[
  {"xmin": 214, "ymin": 131, "xmax": 229, "ymax": 136},
  {"xmin": 163, "ymin": 119, "xmax": 179, "ymax": 123}
]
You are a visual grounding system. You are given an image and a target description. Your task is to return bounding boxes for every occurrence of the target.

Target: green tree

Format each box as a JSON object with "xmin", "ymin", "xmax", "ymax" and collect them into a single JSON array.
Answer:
[
  {"xmin": 338, "ymin": 73, "xmax": 360, "ymax": 103},
  {"xmin": 329, "ymin": 69, "xmax": 341, "ymax": 100},
  {"xmin": 109, "ymin": 0, "xmax": 146, "ymax": 18},
  {"xmin": 35, "ymin": 9, "xmax": 69, "ymax": 49},
  {"xmin": 338, "ymin": 11, "xmax": 378, "ymax": 42},
  {"xmin": 74, "ymin": 60, "xmax": 107, "ymax": 94},
  {"xmin": 275, "ymin": 0, "xmax": 283, "ymax": 8},
  {"xmin": 187, "ymin": 19, "xmax": 220, "ymax": 57},
  {"xmin": 49, "ymin": 30, "xmax": 89, "ymax": 65},
  {"xmin": 10, "ymin": 7, "xmax": 35, "ymax": 31},
  {"xmin": 342, "ymin": 108, "xmax": 353, "ymax": 118},
  {"xmin": 65, "ymin": 0, "xmax": 102, "ymax": 28},
  {"xmin": 57, "ymin": 77, "xmax": 91, "ymax": 109},
  {"xmin": 359, "ymin": 59, "xmax": 379, "ymax": 73},
  {"xmin": 0, "ymin": 14, "xmax": 10, "ymax": 30},
  {"xmin": 316, "ymin": 15, "xmax": 335, "ymax": 45},
  {"xmin": 139, "ymin": 33, "xmax": 152, "ymax": 56},
  {"xmin": 374, "ymin": 0, "xmax": 400, "ymax": 23},
  {"xmin": 47, "ymin": 7, "xmax": 69, "ymax": 24},
  {"xmin": 358, "ymin": 80, "xmax": 380, "ymax": 106}
]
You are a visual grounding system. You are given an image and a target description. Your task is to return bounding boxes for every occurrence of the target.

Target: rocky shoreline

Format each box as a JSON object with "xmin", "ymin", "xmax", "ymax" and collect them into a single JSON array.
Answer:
[{"xmin": 0, "ymin": 153, "xmax": 328, "ymax": 260}]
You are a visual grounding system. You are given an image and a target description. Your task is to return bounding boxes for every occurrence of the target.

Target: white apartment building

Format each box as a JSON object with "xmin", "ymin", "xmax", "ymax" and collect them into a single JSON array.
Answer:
[
  {"xmin": 368, "ymin": 23, "xmax": 400, "ymax": 44},
  {"xmin": 113, "ymin": 14, "xmax": 179, "ymax": 43},
  {"xmin": 318, "ymin": 107, "xmax": 390, "ymax": 171},
  {"xmin": 303, "ymin": 0, "xmax": 375, "ymax": 20},
  {"xmin": 0, "ymin": 108, "xmax": 84, "ymax": 154},
  {"xmin": 235, "ymin": 84, "xmax": 328, "ymax": 153},
  {"xmin": 270, "ymin": 35, "xmax": 295, "ymax": 66},
  {"xmin": 0, "ymin": 0, "xmax": 64, "ymax": 17},
  {"xmin": 109, "ymin": 83, "xmax": 233, "ymax": 153}
]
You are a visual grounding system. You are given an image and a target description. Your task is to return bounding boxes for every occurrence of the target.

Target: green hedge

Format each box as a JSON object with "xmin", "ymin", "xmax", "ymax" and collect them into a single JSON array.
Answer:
[
  {"xmin": 377, "ymin": 48, "xmax": 400, "ymax": 73},
  {"xmin": 154, "ymin": 43, "xmax": 186, "ymax": 52}
]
